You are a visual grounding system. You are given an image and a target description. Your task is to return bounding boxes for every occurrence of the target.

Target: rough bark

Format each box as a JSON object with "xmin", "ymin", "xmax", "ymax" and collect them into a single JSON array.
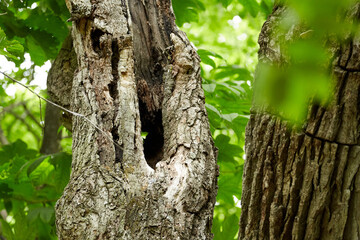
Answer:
[
  {"xmin": 239, "ymin": 3, "xmax": 360, "ymax": 240},
  {"xmin": 55, "ymin": 0, "xmax": 217, "ymax": 239}
]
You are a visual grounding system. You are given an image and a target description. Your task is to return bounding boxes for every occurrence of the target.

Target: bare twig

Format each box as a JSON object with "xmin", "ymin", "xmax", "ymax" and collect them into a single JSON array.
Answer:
[
  {"xmin": 0, "ymin": 13, "xmax": 7, "ymax": 16},
  {"xmin": 0, "ymin": 71, "xmax": 123, "ymax": 150}
]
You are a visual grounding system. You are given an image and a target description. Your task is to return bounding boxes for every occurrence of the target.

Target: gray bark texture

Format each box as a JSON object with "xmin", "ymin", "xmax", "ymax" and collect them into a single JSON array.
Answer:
[
  {"xmin": 239, "ymin": 3, "xmax": 360, "ymax": 240},
  {"xmin": 55, "ymin": 0, "xmax": 218, "ymax": 239}
]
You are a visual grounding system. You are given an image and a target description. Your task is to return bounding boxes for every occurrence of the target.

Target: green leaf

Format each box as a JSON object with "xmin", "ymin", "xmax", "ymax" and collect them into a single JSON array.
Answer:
[
  {"xmin": 13, "ymin": 211, "xmax": 32, "ymax": 240},
  {"xmin": 10, "ymin": 183, "xmax": 35, "ymax": 200},
  {"xmin": 6, "ymin": 40, "xmax": 24, "ymax": 56},
  {"xmin": 215, "ymin": 134, "xmax": 243, "ymax": 162},
  {"xmin": 212, "ymin": 216, "xmax": 222, "ymax": 239},
  {"xmin": 0, "ymin": 27, "xmax": 24, "ymax": 61},
  {"xmin": 0, "ymin": 140, "xmax": 37, "ymax": 164},
  {"xmin": 28, "ymin": 207, "xmax": 54, "ymax": 223},
  {"xmin": 221, "ymin": 213, "xmax": 240, "ymax": 239},
  {"xmin": 27, "ymin": 208, "xmax": 40, "ymax": 222},
  {"xmin": 0, "ymin": 219, "xmax": 14, "ymax": 240},
  {"xmin": 222, "ymin": 113, "xmax": 239, "ymax": 122},
  {"xmin": 218, "ymin": 0, "xmax": 234, "ymax": 7},
  {"xmin": 24, "ymin": 10, "xmax": 68, "ymax": 40},
  {"xmin": 172, "ymin": 0, "xmax": 205, "ymax": 26},
  {"xmin": 200, "ymin": 54, "xmax": 216, "ymax": 68},
  {"xmin": 49, "ymin": 152, "xmax": 71, "ymax": 192},
  {"xmin": 13, "ymin": 0, "xmax": 26, "ymax": 8},
  {"xmin": 26, "ymin": 155, "xmax": 49, "ymax": 177},
  {"xmin": 41, "ymin": 0, "xmax": 70, "ymax": 19},
  {"xmin": 239, "ymin": 0, "xmax": 260, "ymax": 17},
  {"xmin": 205, "ymin": 103, "xmax": 223, "ymax": 130},
  {"xmin": 213, "ymin": 65, "xmax": 252, "ymax": 80},
  {"xmin": 218, "ymin": 169, "xmax": 243, "ymax": 200},
  {"xmin": 0, "ymin": 183, "xmax": 13, "ymax": 198},
  {"xmin": 4, "ymin": 201, "xmax": 12, "ymax": 214},
  {"xmin": 203, "ymin": 83, "xmax": 216, "ymax": 93},
  {"xmin": 260, "ymin": 0, "xmax": 274, "ymax": 16},
  {"xmin": 198, "ymin": 49, "xmax": 224, "ymax": 68},
  {"xmin": 230, "ymin": 116, "xmax": 249, "ymax": 140},
  {"xmin": 26, "ymin": 34, "xmax": 48, "ymax": 66},
  {"xmin": 39, "ymin": 207, "xmax": 54, "ymax": 223}
]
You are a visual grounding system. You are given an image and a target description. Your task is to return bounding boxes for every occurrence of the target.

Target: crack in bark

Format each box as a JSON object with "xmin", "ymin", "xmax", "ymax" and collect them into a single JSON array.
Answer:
[
  {"xmin": 109, "ymin": 39, "xmax": 123, "ymax": 164},
  {"xmin": 304, "ymin": 131, "xmax": 358, "ymax": 146}
]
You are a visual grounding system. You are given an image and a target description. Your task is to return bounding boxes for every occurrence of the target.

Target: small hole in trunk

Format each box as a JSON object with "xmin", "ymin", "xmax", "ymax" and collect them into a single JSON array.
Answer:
[{"xmin": 139, "ymin": 102, "xmax": 164, "ymax": 169}]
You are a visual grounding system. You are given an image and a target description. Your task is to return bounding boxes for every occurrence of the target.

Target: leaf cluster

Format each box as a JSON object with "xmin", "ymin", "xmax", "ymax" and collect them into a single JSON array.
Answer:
[
  {"xmin": 0, "ymin": 0, "xmax": 70, "ymax": 66},
  {"xmin": 0, "ymin": 140, "xmax": 71, "ymax": 239}
]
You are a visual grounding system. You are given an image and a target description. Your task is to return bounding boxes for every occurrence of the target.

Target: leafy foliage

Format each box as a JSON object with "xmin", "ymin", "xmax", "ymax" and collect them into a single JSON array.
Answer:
[
  {"xmin": 0, "ymin": 140, "xmax": 71, "ymax": 239},
  {"xmin": 0, "ymin": 27, "xmax": 24, "ymax": 63},
  {"xmin": 0, "ymin": 0, "xmax": 70, "ymax": 66},
  {"xmin": 172, "ymin": 0, "xmax": 205, "ymax": 26}
]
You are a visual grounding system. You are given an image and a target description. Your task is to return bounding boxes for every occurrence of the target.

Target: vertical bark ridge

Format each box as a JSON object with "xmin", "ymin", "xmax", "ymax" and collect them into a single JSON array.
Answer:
[
  {"xmin": 239, "ymin": 3, "xmax": 360, "ymax": 240},
  {"xmin": 55, "ymin": 0, "xmax": 217, "ymax": 239}
]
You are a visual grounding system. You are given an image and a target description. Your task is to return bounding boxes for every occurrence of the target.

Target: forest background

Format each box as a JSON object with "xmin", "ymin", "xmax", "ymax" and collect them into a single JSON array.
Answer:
[{"xmin": 0, "ymin": 0, "xmax": 346, "ymax": 239}]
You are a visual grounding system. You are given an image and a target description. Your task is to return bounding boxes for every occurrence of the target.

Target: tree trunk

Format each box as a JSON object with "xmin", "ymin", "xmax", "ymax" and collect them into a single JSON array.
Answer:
[
  {"xmin": 40, "ymin": 34, "xmax": 77, "ymax": 154},
  {"xmin": 239, "ymin": 3, "xmax": 360, "ymax": 240},
  {"xmin": 40, "ymin": 103, "xmax": 62, "ymax": 154},
  {"xmin": 55, "ymin": 0, "xmax": 217, "ymax": 239}
]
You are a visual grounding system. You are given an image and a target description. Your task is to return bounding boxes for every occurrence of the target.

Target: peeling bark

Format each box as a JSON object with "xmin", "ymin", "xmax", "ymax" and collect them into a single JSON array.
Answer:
[
  {"xmin": 239, "ymin": 3, "xmax": 360, "ymax": 240},
  {"xmin": 55, "ymin": 1, "xmax": 217, "ymax": 239}
]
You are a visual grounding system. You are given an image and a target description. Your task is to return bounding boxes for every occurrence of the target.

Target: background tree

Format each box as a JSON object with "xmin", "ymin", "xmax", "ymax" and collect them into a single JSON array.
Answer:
[{"xmin": 239, "ymin": 0, "xmax": 360, "ymax": 239}]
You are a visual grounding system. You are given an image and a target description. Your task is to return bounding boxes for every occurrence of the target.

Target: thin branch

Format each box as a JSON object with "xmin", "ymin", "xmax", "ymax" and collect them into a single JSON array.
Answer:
[
  {"xmin": 0, "ymin": 13, "xmax": 7, "ymax": 16},
  {"xmin": 0, "ymin": 71, "xmax": 124, "ymax": 150}
]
